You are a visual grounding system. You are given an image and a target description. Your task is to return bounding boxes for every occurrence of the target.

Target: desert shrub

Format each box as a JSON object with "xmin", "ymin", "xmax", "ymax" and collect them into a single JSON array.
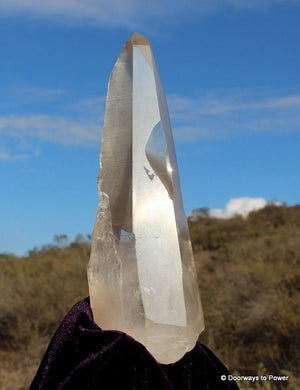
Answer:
[
  {"xmin": 0, "ymin": 205, "xmax": 299, "ymax": 389},
  {"xmin": 0, "ymin": 244, "xmax": 89, "ymax": 351},
  {"xmin": 194, "ymin": 205, "xmax": 300, "ymax": 389},
  {"xmin": 189, "ymin": 215, "xmax": 246, "ymax": 251}
]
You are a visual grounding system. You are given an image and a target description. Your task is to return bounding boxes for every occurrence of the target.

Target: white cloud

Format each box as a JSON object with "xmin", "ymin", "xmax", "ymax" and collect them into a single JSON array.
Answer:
[
  {"xmin": 1, "ymin": 85, "xmax": 300, "ymax": 161},
  {"xmin": 0, "ymin": 114, "xmax": 100, "ymax": 145},
  {"xmin": 64, "ymin": 96, "xmax": 106, "ymax": 117},
  {"xmin": 169, "ymin": 90, "xmax": 300, "ymax": 142},
  {"xmin": 0, "ymin": 87, "xmax": 105, "ymax": 161},
  {"xmin": 210, "ymin": 197, "xmax": 268, "ymax": 218},
  {"xmin": 0, "ymin": 0, "xmax": 299, "ymax": 28},
  {"xmin": 0, "ymin": 85, "xmax": 70, "ymax": 111},
  {"xmin": 169, "ymin": 91, "xmax": 300, "ymax": 117},
  {"xmin": 190, "ymin": 197, "xmax": 283, "ymax": 220},
  {"xmin": 0, "ymin": 148, "xmax": 28, "ymax": 162},
  {"xmin": 7, "ymin": 85, "xmax": 68, "ymax": 101}
]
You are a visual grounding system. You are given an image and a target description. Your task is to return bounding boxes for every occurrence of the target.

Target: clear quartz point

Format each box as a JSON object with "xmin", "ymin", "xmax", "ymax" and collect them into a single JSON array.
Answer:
[{"xmin": 87, "ymin": 33, "xmax": 204, "ymax": 364}]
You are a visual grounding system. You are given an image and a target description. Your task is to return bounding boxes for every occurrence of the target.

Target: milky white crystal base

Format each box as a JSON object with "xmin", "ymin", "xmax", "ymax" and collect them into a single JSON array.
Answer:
[
  {"xmin": 90, "ymin": 290, "xmax": 199, "ymax": 363},
  {"xmin": 89, "ymin": 282, "xmax": 198, "ymax": 363}
]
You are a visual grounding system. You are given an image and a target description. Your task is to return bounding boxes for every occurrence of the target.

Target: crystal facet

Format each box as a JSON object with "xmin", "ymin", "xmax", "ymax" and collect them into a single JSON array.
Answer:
[{"xmin": 87, "ymin": 33, "xmax": 204, "ymax": 364}]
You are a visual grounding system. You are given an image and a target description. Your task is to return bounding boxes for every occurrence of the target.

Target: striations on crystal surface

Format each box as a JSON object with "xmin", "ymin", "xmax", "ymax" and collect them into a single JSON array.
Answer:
[{"xmin": 87, "ymin": 32, "xmax": 204, "ymax": 364}]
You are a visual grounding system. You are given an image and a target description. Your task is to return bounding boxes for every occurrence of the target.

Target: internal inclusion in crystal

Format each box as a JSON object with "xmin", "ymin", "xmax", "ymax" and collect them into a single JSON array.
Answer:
[{"xmin": 145, "ymin": 121, "xmax": 174, "ymax": 199}]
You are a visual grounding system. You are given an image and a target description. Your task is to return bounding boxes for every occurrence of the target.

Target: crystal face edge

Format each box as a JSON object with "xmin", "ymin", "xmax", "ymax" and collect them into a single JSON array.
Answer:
[{"xmin": 88, "ymin": 33, "xmax": 204, "ymax": 364}]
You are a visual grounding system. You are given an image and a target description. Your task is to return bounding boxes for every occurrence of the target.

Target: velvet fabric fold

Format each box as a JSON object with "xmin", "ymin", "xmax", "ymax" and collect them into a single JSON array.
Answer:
[{"xmin": 29, "ymin": 298, "xmax": 238, "ymax": 389}]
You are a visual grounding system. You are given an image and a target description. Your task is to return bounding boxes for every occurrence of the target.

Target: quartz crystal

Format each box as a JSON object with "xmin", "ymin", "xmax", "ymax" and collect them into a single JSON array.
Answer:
[{"xmin": 87, "ymin": 33, "xmax": 204, "ymax": 364}]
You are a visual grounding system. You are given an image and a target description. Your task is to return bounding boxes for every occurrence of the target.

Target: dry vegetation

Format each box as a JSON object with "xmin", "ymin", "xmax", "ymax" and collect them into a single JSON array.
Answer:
[
  {"xmin": 0, "ymin": 243, "xmax": 89, "ymax": 390},
  {"xmin": 0, "ymin": 205, "xmax": 299, "ymax": 389}
]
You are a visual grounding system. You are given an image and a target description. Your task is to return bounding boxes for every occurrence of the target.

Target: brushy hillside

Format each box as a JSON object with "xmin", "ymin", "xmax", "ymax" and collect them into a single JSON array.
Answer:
[
  {"xmin": 0, "ymin": 204, "xmax": 299, "ymax": 389},
  {"xmin": 189, "ymin": 204, "xmax": 300, "ymax": 389}
]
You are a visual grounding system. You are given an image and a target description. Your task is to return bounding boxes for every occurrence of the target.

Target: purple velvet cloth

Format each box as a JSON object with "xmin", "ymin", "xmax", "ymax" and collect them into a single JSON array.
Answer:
[{"xmin": 30, "ymin": 298, "xmax": 239, "ymax": 389}]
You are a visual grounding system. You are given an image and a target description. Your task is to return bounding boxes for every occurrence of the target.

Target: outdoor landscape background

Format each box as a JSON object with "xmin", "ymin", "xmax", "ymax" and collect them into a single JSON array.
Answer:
[
  {"xmin": 1, "ymin": 0, "xmax": 299, "ymax": 255},
  {"xmin": 0, "ymin": 1, "xmax": 299, "ymax": 389},
  {"xmin": 0, "ymin": 204, "xmax": 299, "ymax": 389}
]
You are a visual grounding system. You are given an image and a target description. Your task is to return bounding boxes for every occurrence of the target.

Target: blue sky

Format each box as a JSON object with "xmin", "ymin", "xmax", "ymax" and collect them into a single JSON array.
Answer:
[{"xmin": 0, "ymin": 0, "xmax": 299, "ymax": 255}]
